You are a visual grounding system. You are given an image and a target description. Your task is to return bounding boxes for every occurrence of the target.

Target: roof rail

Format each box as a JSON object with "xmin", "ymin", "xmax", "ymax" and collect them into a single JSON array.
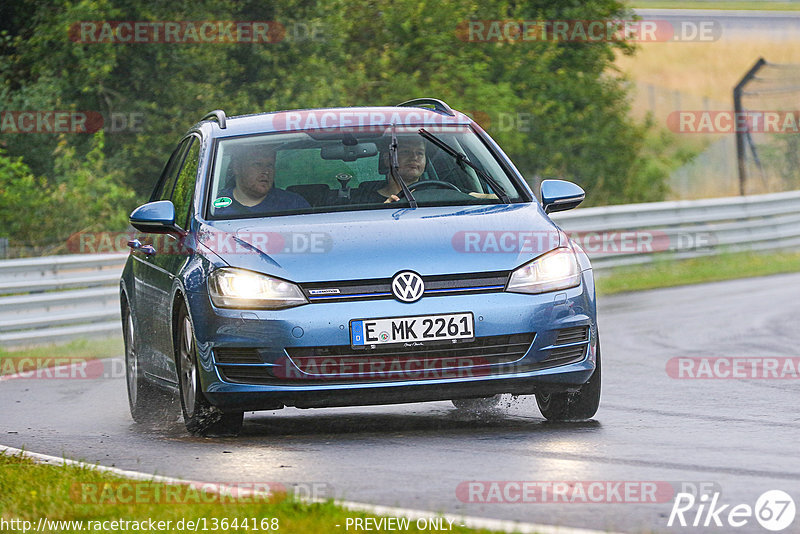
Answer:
[
  {"xmin": 201, "ymin": 109, "xmax": 227, "ymax": 129},
  {"xmin": 397, "ymin": 98, "xmax": 455, "ymax": 117}
]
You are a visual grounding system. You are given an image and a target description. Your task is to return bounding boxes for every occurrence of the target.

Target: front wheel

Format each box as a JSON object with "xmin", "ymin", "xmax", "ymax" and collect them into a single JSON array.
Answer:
[
  {"xmin": 175, "ymin": 304, "xmax": 243, "ymax": 436},
  {"xmin": 536, "ymin": 344, "xmax": 601, "ymax": 421}
]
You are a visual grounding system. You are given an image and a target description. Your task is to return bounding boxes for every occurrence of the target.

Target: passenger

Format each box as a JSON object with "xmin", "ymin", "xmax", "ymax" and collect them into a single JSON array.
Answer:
[{"xmin": 214, "ymin": 148, "xmax": 309, "ymax": 215}]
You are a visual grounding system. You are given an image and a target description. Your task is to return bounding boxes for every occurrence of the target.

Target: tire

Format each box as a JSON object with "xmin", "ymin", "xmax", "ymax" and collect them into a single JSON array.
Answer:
[
  {"xmin": 452, "ymin": 395, "xmax": 502, "ymax": 411},
  {"xmin": 536, "ymin": 343, "xmax": 601, "ymax": 421},
  {"xmin": 175, "ymin": 304, "xmax": 243, "ymax": 437},
  {"xmin": 123, "ymin": 304, "xmax": 175, "ymax": 425}
]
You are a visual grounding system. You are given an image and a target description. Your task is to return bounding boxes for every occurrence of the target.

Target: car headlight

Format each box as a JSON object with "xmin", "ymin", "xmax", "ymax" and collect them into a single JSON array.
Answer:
[
  {"xmin": 208, "ymin": 268, "xmax": 308, "ymax": 309},
  {"xmin": 506, "ymin": 247, "xmax": 581, "ymax": 294}
]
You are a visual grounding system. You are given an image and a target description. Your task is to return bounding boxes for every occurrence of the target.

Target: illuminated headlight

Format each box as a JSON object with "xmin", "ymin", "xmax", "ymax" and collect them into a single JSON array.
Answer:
[
  {"xmin": 506, "ymin": 247, "xmax": 581, "ymax": 294},
  {"xmin": 208, "ymin": 268, "xmax": 307, "ymax": 309}
]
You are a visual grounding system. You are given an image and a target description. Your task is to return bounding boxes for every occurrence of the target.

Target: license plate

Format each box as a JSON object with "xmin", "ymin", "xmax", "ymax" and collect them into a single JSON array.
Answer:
[{"xmin": 350, "ymin": 312, "xmax": 474, "ymax": 347}]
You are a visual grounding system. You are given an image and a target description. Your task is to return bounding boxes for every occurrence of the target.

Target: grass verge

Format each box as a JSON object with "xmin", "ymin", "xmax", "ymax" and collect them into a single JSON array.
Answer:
[
  {"xmin": 0, "ymin": 454, "xmax": 494, "ymax": 534},
  {"xmin": 596, "ymin": 249, "xmax": 800, "ymax": 295},
  {"xmin": 0, "ymin": 336, "xmax": 122, "ymax": 359},
  {"xmin": 0, "ymin": 336, "xmax": 123, "ymax": 375}
]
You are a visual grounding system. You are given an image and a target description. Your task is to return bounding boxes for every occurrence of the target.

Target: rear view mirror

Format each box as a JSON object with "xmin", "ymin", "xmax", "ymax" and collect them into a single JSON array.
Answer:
[{"xmin": 321, "ymin": 143, "xmax": 378, "ymax": 161}]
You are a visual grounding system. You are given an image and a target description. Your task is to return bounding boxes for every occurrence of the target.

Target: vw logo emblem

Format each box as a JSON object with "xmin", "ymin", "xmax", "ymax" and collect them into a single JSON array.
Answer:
[{"xmin": 391, "ymin": 271, "xmax": 425, "ymax": 303}]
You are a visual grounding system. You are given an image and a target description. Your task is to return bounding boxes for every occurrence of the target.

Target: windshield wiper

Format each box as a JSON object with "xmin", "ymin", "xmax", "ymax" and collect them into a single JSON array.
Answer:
[
  {"xmin": 389, "ymin": 125, "xmax": 417, "ymax": 208},
  {"xmin": 418, "ymin": 128, "xmax": 511, "ymax": 204}
]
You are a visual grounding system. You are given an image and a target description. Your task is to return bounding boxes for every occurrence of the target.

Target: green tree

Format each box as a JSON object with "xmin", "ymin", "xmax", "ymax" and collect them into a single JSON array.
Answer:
[
  {"xmin": 1, "ymin": 0, "xmax": 675, "ymax": 251},
  {"xmin": 0, "ymin": 133, "xmax": 135, "ymax": 253}
]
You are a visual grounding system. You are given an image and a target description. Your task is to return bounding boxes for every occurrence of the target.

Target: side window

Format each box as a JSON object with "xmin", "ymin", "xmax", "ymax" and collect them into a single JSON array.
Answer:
[
  {"xmin": 172, "ymin": 138, "xmax": 200, "ymax": 229},
  {"xmin": 152, "ymin": 138, "xmax": 192, "ymax": 202}
]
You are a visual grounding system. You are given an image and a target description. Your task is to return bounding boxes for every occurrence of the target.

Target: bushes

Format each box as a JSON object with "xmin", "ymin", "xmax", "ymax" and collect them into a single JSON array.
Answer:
[
  {"xmin": 0, "ymin": 0, "xmax": 677, "ymax": 250},
  {"xmin": 0, "ymin": 133, "xmax": 135, "ymax": 255}
]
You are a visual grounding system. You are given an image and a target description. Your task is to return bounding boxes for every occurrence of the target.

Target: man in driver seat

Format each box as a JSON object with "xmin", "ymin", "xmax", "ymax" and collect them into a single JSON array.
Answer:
[
  {"xmin": 351, "ymin": 137, "xmax": 427, "ymax": 204},
  {"xmin": 351, "ymin": 136, "xmax": 496, "ymax": 204}
]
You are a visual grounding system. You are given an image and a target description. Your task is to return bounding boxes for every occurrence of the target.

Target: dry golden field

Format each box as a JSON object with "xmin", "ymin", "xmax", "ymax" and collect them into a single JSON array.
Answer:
[
  {"xmin": 616, "ymin": 38, "xmax": 800, "ymax": 104},
  {"xmin": 615, "ymin": 37, "xmax": 800, "ymax": 198}
]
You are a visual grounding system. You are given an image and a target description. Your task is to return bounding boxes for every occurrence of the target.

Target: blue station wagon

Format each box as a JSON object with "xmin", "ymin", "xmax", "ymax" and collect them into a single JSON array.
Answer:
[{"xmin": 120, "ymin": 99, "xmax": 601, "ymax": 435}]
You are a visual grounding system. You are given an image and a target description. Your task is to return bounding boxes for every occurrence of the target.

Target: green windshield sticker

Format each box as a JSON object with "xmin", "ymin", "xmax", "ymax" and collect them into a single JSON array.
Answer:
[{"xmin": 213, "ymin": 197, "xmax": 232, "ymax": 208}]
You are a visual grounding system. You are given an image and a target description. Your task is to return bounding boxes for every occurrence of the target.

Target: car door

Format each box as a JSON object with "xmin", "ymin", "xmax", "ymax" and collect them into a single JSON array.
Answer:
[
  {"xmin": 147, "ymin": 135, "xmax": 202, "ymax": 382},
  {"xmin": 130, "ymin": 136, "xmax": 195, "ymax": 383}
]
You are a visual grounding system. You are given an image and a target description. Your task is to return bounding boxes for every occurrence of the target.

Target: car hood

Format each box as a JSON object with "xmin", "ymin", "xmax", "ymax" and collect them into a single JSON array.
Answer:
[{"xmin": 197, "ymin": 203, "xmax": 563, "ymax": 283}]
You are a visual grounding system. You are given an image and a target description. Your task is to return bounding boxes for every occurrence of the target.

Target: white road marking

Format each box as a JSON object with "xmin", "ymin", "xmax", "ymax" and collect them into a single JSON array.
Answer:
[{"xmin": 0, "ymin": 444, "xmax": 622, "ymax": 534}]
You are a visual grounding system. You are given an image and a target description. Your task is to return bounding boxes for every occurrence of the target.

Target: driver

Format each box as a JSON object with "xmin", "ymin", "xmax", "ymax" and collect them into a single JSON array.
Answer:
[{"xmin": 351, "ymin": 137, "xmax": 427, "ymax": 204}]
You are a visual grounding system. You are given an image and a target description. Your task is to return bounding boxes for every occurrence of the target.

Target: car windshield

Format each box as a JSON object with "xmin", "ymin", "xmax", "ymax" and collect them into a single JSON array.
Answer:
[{"xmin": 206, "ymin": 126, "xmax": 525, "ymax": 219}]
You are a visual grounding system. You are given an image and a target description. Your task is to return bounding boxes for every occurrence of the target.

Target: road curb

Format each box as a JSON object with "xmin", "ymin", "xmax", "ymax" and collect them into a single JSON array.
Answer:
[{"xmin": 0, "ymin": 444, "xmax": 620, "ymax": 534}]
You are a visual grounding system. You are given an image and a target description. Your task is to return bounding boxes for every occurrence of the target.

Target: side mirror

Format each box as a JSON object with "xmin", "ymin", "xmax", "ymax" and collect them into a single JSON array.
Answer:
[
  {"xmin": 129, "ymin": 200, "xmax": 182, "ymax": 234},
  {"xmin": 540, "ymin": 179, "xmax": 585, "ymax": 214}
]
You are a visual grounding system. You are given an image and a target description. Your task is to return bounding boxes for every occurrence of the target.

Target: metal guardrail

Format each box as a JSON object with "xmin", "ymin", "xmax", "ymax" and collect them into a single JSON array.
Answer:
[
  {"xmin": 1, "ymin": 190, "xmax": 799, "ymax": 348},
  {"xmin": 0, "ymin": 254, "xmax": 126, "ymax": 347},
  {"xmin": 551, "ymin": 189, "xmax": 800, "ymax": 270}
]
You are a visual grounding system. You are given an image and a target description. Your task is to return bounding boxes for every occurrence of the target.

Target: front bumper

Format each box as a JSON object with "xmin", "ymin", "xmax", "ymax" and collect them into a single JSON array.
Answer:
[{"xmin": 185, "ymin": 270, "xmax": 598, "ymax": 412}]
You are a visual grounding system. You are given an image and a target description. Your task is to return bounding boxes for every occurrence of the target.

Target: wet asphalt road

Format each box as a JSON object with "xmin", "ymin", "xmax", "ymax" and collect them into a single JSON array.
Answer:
[{"xmin": 1, "ymin": 273, "xmax": 799, "ymax": 533}]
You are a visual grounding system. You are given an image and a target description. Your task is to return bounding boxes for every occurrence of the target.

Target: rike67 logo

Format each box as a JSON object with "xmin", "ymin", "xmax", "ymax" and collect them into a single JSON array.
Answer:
[{"xmin": 668, "ymin": 490, "xmax": 795, "ymax": 531}]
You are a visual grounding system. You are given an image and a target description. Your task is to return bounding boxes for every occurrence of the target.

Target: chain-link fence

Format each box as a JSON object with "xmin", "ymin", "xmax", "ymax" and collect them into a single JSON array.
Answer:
[{"xmin": 737, "ymin": 60, "xmax": 800, "ymax": 196}]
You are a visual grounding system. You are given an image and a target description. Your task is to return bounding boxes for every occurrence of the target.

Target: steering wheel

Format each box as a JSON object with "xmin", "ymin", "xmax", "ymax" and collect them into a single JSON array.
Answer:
[{"xmin": 408, "ymin": 180, "xmax": 463, "ymax": 194}]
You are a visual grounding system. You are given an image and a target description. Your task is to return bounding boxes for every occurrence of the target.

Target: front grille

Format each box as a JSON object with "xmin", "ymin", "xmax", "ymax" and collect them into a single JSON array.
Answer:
[
  {"xmin": 217, "ymin": 333, "xmax": 535, "ymax": 385},
  {"xmin": 301, "ymin": 271, "xmax": 508, "ymax": 303},
  {"xmin": 214, "ymin": 348, "xmax": 262, "ymax": 364},
  {"xmin": 555, "ymin": 326, "xmax": 590, "ymax": 345},
  {"xmin": 287, "ymin": 332, "xmax": 533, "ymax": 362}
]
